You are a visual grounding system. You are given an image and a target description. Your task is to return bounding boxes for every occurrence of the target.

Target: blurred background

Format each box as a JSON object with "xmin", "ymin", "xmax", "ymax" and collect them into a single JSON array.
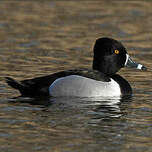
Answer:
[{"xmin": 0, "ymin": 1, "xmax": 152, "ymax": 152}]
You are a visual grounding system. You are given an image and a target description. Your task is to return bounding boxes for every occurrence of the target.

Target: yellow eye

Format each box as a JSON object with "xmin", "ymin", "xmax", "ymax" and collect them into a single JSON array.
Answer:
[{"xmin": 114, "ymin": 50, "xmax": 119, "ymax": 54}]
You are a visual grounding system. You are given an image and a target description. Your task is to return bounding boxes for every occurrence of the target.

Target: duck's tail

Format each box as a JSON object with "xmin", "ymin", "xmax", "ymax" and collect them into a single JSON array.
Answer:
[{"xmin": 5, "ymin": 77, "xmax": 25, "ymax": 95}]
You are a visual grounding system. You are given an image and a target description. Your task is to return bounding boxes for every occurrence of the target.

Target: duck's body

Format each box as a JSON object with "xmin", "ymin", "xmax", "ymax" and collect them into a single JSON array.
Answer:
[
  {"xmin": 6, "ymin": 69, "xmax": 131, "ymax": 97},
  {"xmin": 6, "ymin": 37, "xmax": 146, "ymax": 97}
]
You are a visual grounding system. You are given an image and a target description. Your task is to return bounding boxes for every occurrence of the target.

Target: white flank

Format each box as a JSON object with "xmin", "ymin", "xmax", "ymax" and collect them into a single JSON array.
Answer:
[{"xmin": 49, "ymin": 75, "xmax": 121, "ymax": 97}]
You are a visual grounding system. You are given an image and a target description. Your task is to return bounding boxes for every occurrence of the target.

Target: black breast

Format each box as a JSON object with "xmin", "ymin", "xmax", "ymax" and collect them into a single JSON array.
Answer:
[{"xmin": 111, "ymin": 74, "xmax": 132, "ymax": 96}]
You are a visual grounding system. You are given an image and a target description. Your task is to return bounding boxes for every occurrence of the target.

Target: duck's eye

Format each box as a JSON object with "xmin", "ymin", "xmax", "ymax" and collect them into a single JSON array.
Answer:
[{"xmin": 114, "ymin": 50, "xmax": 119, "ymax": 54}]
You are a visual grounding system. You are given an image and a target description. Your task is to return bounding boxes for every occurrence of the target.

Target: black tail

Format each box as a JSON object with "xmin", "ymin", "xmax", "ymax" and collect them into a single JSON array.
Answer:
[{"xmin": 5, "ymin": 77, "xmax": 26, "ymax": 95}]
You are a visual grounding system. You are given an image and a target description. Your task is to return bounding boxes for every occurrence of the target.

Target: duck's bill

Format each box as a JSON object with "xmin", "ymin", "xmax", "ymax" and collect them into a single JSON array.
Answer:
[{"xmin": 125, "ymin": 54, "xmax": 147, "ymax": 71}]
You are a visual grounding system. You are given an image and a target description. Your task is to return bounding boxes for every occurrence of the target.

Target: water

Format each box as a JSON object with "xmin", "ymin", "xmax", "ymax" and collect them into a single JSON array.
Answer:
[{"xmin": 0, "ymin": 1, "xmax": 152, "ymax": 152}]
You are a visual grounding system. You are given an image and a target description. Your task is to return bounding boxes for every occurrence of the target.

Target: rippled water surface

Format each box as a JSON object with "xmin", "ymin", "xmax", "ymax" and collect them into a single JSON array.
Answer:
[{"xmin": 0, "ymin": 1, "xmax": 152, "ymax": 152}]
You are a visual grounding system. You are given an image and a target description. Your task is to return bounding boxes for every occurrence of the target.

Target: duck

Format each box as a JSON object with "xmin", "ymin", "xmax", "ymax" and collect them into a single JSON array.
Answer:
[{"xmin": 6, "ymin": 37, "xmax": 147, "ymax": 97}]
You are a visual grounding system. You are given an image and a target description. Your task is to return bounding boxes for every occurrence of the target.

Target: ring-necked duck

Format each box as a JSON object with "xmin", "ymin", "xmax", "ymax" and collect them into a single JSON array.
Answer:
[{"xmin": 6, "ymin": 37, "xmax": 147, "ymax": 97}]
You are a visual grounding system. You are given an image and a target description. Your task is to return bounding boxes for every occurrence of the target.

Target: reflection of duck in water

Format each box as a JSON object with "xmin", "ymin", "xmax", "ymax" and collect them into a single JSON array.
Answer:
[
  {"xmin": 6, "ymin": 38, "xmax": 146, "ymax": 97},
  {"xmin": 46, "ymin": 96, "xmax": 131, "ymax": 120},
  {"xmin": 87, "ymin": 96, "xmax": 132, "ymax": 121}
]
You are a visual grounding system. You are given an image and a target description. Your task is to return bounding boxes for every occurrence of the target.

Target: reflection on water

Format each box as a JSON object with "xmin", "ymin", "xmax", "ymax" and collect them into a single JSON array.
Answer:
[
  {"xmin": 0, "ymin": 1, "xmax": 152, "ymax": 152},
  {"xmin": 8, "ymin": 95, "xmax": 130, "ymax": 121}
]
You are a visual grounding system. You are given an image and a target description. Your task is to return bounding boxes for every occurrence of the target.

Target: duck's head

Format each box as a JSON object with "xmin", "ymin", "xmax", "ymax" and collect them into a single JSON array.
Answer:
[{"xmin": 93, "ymin": 37, "xmax": 147, "ymax": 75}]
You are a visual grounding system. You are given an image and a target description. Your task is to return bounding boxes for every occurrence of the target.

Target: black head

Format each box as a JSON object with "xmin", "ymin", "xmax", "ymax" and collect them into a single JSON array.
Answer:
[{"xmin": 93, "ymin": 37, "xmax": 127, "ymax": 75}]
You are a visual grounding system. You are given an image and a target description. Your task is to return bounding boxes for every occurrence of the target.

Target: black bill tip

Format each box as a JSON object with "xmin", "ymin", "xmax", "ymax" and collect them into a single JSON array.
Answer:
[{"xmin": 141, "ymin": 65, "xmax": 147, "ymax": 71}]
